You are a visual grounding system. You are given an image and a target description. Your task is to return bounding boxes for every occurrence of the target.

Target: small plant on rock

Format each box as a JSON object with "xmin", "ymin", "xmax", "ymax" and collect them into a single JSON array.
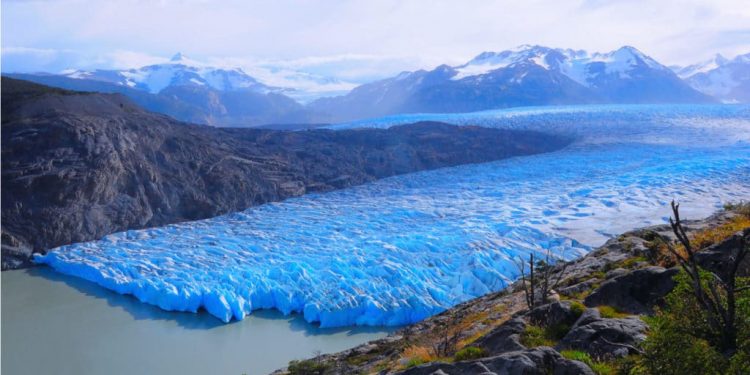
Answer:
[
  {"xmin": 516, "ymin": 249, "xmax": 570, "ymax": 309},
  {"xmin": 453, "ymin": 346, "xmax": 487, "ymax": 361}
]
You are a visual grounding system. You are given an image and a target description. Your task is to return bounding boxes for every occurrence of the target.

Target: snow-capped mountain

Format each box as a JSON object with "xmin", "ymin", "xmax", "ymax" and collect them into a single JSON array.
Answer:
[
  {"xmin": 671, "ymin": 54, "xmax": 730, "ymax": 79},
  {"xmin": 61, "ymin": 53, "xmax": 274, "ymax": 94},
  {"xmin": 311, "ymin": 45, "xmax": 713, "ymax": 122},
  {"xmin": 676, "ymin": 53, "xmax": 750, "ymax": 103},
  {"xmin": 10, "ymin": 53, "xmax": 330, "ymax": 127}
]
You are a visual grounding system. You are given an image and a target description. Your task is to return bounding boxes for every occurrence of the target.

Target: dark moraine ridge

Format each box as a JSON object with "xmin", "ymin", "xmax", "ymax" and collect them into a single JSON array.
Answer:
[{"xmin": 1, "ymin": 77, "xmax": 572, "ymax": 269}]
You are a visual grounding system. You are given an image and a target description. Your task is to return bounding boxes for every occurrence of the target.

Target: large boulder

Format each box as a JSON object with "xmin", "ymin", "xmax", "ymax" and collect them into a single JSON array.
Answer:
[
  {"xmin": 527, "ymin": 301, "xmax": 583, "ymax": 328},
  {"xmin": 695, "ymin": 228, "xmax": 750, "ymax": 279},
  {"xmin": 398, "ymin": 347, "xmax": 594, "ymax": 375},
  {"xmin": 584, "ymin": 266, "xmax": 678, "ymax": 314},
  {"xmin": 475, "ymin": 318, "xmax": 527, "ymax": 354},
  {"xmin": 558, "ymin": 316, "xmax": 647, "ymax": 358}
]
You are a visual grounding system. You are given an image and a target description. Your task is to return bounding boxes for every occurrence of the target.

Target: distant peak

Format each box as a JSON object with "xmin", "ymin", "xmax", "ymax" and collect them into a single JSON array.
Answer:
[
  {"xmin": 170, "ymin": 52, "xmax": 186, "ymax": 62},
  {"xmin": 714, "ymin": 53, "xmax": 729, "ymax": 65}
]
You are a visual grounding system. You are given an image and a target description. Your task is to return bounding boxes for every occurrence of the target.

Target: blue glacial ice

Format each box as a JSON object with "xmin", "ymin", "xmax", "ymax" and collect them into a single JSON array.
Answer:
[{"xmin": 36, "ymin": 104, "xmax": 750, "ymax": 327}]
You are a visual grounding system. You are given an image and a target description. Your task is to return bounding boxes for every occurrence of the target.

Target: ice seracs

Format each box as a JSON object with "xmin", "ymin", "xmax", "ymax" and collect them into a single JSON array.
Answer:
[{"xmin": 35, "ymin": 104, "xmax": 750, "ymax": 327}]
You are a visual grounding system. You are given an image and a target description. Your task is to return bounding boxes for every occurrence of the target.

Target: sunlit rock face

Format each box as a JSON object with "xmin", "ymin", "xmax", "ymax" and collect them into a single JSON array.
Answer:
[{"xmin": 37, "ymin": 104, "xmax": 750, "ymax": 327}]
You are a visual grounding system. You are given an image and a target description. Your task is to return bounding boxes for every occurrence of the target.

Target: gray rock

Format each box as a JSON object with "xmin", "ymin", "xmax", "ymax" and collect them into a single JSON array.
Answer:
[
  {"xmin": 557, "ymin": 279, "xmax": 599, "ymax": 298},
  {"xmin": 527, "ymin": 301, "xmax": 582, "ymax": 328},
  {"xmin": 559, "ymin": 317, "xmax": 647, "ymax": 358},
  {"xmin": 398, "ymin": 347, "xmax": 594, "ymax": 375},
  {"xmin": 570, "ymin": 308, "xmax": 601, "ymax": 330},
  {"xmin": 584, "ymin": 266, "xmax": 678, "ymax": 314},
  {"xmin": 605, "ymin": 268, "xmax": 628, "ymax": 279},
  {"xmin": 475, "ymin": 318, "xmax": 527, "ymax": 354},
  {"xmin": 695, "ymin": 228, "xmax": 750, "ymax": 278}
]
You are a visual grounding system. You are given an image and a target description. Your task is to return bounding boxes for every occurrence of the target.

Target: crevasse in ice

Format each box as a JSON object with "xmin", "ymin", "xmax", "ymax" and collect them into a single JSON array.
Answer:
[{"xmin": 35, "ymin": 104, "xmax": 750, "ymax": 326}]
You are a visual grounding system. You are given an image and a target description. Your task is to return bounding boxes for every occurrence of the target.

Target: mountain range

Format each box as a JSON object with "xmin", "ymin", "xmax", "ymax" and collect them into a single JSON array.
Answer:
[
  {"xmin": 673, "ymin": 52, "xmax": 750, "ymax": 103},
  {"xmin": 6, "ymin": 46, "xmax": 748, "ymax": 126},
  {"xmin": 310, "ymin": 45, "xmax": 714, "ymax": 122}
]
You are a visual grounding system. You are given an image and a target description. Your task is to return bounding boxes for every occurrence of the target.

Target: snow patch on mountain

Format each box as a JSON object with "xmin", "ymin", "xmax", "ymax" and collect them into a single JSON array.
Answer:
[
  {"xmin": 672, "ymin": 54, "xmax": 729, "ymax": 79},
  {"xmin": 678, "ymin": 52, "xmax": 750, "ymax": 103},
  {"xmin": 452, "ymin": 45, "xmax": 669, "ymax": 87}
]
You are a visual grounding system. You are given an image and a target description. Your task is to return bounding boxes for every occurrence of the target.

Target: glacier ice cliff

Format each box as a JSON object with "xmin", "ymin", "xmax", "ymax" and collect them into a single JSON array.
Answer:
[{"xmin": 36, "ymin": 104, "xmax": 750, "ymax": 326}]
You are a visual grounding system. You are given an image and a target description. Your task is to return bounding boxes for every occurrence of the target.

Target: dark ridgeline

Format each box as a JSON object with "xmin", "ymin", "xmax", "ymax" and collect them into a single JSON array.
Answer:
[{"xmin": 1, "ymin": 77, "xmax": 572, "ymax": 269}]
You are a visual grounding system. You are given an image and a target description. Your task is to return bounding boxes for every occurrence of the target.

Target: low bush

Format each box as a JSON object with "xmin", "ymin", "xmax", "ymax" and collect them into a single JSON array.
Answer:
[
  {"xmin": 453, "ymin": 346, "xmax": 487, "ymax": 361},
  {"xmin": 287, "ymin": 359, "xmax": 329, "ymax": 375},
  {"xmin": 520, "ymin": 325, "xmax": 556, "ymax": 347},
  {"xmin": 635, "ymin": 271, "xmax": 750, "ymax": 375},
  {"xmin": 520, "ymin": 323, "xmax": 571, "ymax": 347},
  {"xmin": 597, "ymin": 305, "xmax": 629, "ymax": 319},
  {"xmin": 401, "ymin": 345, "xmax": 435, "ymax": 364},
  {"xmin": 569, "ymin": 301, "xmax": 586, "ymax": 318},
  {"xmin": 560, "ymin": 350, "xmax": 615, "ymax": 375}
]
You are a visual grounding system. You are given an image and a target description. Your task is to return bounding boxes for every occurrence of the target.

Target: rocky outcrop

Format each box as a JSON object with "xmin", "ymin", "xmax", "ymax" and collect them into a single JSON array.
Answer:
[
  {"xmin": 1, "ymin": 78, "xmax": 571, "ymax": 269},
  {"xmin": 527, "ymin": 301, "xmax": 582, "ymax": 328},
  {"xmin": 584, "ymin": 266, "xmax": 679, "ymax": 314},
  {"xmin": 474, "ymin": 318, "xmax": 527, "ymax": 354},
  {"xmin": 695, "ymin": 228, "xmax": 750, "ymax": 278},
  {"xmin": 558, "ymin": 317, "xmax": 648, "ymax": 358},
  {"xmin": 399, "ymin": 347, "xmax": 594, "ymax": 375}
]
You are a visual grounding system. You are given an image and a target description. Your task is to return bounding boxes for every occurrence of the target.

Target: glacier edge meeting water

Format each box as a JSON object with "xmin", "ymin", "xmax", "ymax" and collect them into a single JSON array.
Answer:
[{"xmin": 35, "ymin": 104, "xmax": 750, "ymax": 327}]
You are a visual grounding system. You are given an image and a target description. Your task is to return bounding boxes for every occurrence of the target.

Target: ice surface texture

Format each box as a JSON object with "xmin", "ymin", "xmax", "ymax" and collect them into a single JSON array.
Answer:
[{"xmin": 36, "ymin": 104, "xmax": 750, "ymax": 326}]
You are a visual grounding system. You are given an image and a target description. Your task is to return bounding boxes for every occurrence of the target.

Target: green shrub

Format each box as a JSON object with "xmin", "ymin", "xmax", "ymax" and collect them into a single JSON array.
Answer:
[
  {"xmin": 287, "ymin": 359, "xmax": 329, "ymax": 375},
  {"xmin": 589, "ymin": 361, "xmax": 616, "ymax": 375},
  {"xmin": 454, "ymin": 346, "xmax": 487, "ymax": 361},
  {"xmin": 635, "ymin": 272, "xmax": 750, "ymax": 374},
  {"xmin": 404, "ymin": 358, "xmax": 425, "ymax": 368},
  {"xmin": 569, "ymin": 301, "xmax": 586, "ymax": 318},
  {"xmin": 639, "ymin": 315, "xmax": 726, "ymax": 375},
  {"xmin": 520, "ymin": 325, "xmax": 556, "ymax": 347},
  {"xmin": 520, "ymin": 324, "xmax": 571, "ymax": 347},
  {"xmin": 560, "ymin": 350, "xmax": 616, "ymax": 375},
  {"xmin": 561, "ymin": 349, "xmax": 592, "ymax": 363},
  {"xmin": 597, "ymin": 305, "xmax": 629, "ymax": 319}
]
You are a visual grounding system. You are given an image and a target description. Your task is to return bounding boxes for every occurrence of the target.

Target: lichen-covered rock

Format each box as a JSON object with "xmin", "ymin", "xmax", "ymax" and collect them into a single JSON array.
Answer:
[
  {"xmin": 527, "ymin": 301, "xmax": 582, "ymax": 328},
  {"xmin": 584, "ymin": 266, "xmax": 678, "ymax": 314},
  {"xmin": 398, "ymin": 347, "xmax": 594, "ymax": 375},
  {"xmin": 570, "ymin": 308, "xmax": 601, "ymax": 330},
  {"xmin": 475, "ymin": 318, "xmax": 527, "ymax": 354},
  {"xmin": 558, "ymin": 317, "xmax": 647, "ymax": 358},
  {"xmin": 695, "ymin": 228, "xmax": 750, "ymax": 278}
]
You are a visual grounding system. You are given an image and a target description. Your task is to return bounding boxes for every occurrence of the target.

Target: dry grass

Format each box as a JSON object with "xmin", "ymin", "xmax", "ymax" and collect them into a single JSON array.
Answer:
[
  {"xmin": 689, "ymin": 215, "xmax": 750, "ymax": 250},
  {"xmin": 652, "ymin": 215, "xmax": 750, "ymax": 267},
  {"xmin": 402, "ymin": 345, "xmax": 435, "ymax": 363}
]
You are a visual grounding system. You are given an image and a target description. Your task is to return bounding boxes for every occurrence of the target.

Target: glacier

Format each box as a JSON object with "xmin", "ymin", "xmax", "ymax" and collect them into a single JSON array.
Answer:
[{"xmin": 35, "ymin": 104, "xmax": 750, "ymax": 327}]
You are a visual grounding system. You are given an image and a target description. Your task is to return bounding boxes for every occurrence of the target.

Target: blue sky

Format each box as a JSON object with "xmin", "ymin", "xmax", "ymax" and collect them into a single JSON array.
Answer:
[{"xmin": 2, "ymin": 0, "xmax": 749, "ymax": 84}]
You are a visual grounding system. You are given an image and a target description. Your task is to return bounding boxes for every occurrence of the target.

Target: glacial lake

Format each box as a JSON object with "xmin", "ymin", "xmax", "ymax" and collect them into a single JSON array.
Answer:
[
  {"xmin": 7, "ymin": 104, "xmax": 750, "ymax": 375},
  {"xmin": 1, "ymin": 268, "xmax": 393, "ymax": 375}
]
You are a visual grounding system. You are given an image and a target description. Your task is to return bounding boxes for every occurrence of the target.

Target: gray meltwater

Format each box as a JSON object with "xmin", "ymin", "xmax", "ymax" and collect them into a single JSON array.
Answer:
[{"xmin": 1, "ymin": 268, "xmax": 393, "ymax": 375}]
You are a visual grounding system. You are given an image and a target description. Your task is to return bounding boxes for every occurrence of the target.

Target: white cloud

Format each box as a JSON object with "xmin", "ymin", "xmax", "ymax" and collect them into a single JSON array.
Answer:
[{"xmin": 2, "ymin": 0, "xmax": 748, "ymax": 79}]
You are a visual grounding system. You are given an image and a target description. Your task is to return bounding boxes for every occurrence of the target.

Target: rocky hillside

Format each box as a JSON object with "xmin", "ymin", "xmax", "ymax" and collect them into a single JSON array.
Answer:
[
  {"xmin": 1, "ymin": 78, "xmax": 571, "ymax": 269},
  {"xmin": 273, "ymin": 206, "xmax": 750, "ymax": 374}
]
